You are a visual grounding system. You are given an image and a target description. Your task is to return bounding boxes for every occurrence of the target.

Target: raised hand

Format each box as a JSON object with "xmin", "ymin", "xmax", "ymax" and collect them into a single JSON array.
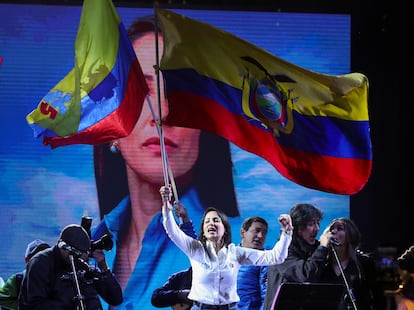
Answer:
[
  {"xmin": 159, "ymin": 185, "xmax": 172, "ymax": 203},
  {"xmin": 278, "ymin": 214, "xmax": 293, "ymax": 234}
]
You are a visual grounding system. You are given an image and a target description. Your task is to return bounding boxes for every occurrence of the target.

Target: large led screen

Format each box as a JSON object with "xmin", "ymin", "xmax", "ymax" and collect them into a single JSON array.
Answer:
[{"xmin": 0, "ymin": 3, "xmax": 350, "ymax": 309}]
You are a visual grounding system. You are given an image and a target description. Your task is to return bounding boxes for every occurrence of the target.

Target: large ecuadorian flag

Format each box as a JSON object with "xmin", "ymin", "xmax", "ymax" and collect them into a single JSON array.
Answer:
[
  {"xmin": 158, "ymin": 9, "xmax": 372, "ymax": 195},
  {"xmin": 26, "ymin": 0, "xmax": 148, "ymax": 148}
]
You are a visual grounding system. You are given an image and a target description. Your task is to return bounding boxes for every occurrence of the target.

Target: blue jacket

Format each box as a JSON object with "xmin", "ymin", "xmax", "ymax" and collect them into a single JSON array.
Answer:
[
  {"xmin": 237, "ymin": 264, "xmax": 268, "ymax": 310},
  {"xmin": 237, "ymin": 243, "xmax": 268, "ymax": 310}
]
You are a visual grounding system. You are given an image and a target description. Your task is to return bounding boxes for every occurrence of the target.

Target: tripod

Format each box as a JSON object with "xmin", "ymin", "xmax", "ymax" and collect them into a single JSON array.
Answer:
[{"xmin": 68, "ymin": 254, "xmax": 86, "ymax": 310}]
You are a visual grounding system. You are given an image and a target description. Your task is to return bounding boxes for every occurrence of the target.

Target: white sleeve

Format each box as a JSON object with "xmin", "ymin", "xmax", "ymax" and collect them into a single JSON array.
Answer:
[
  {"xmin": 162, "ymin": 206, "xmax": 194, "ymax": 254},
  {"xmin": 238, "ymin": 231, "xmax": 292, "ymax": 266}
]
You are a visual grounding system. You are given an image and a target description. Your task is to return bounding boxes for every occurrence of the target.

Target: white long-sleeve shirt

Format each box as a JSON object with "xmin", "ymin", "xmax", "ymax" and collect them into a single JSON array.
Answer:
[{"xmin": 162, "ymin": 207, "xmax": 292, "ymax": 305}]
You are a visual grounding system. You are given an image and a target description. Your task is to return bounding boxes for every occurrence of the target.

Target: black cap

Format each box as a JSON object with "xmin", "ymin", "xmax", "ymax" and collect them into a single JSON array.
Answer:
[
  {"xmin": 25, "ymin": 239, "xmax": 50, "ymax": 259},
  {"xmin": 59, "ymin": 224, "xmax": 91, "ymax": 253}
]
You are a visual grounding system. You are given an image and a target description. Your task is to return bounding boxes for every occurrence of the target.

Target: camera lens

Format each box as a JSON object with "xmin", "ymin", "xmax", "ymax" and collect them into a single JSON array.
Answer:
[{"xmin": 91, "ymin": 234, "xmax": 113, "ymax": 251}]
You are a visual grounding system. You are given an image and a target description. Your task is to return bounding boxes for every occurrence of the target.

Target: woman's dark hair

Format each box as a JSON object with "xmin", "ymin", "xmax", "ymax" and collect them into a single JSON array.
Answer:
[
  {"xmin": 290, "ymin": 203, "xmax": 323, "ymax": 236},
  {"xmin": 328, "ymin": 217, "xmax": 364, "ymax": 279},
  {"xmin": 198, "ymin": 207, "xmax": 232, "ymax": 248},
  {"xmin": 329, "ymin": 217, "xmax": 361, "ymax": 250}
]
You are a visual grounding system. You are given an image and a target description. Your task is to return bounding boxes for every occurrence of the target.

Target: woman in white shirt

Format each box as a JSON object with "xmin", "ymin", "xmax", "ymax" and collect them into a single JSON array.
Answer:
[{"xmin": 160, "ymin": 186, "xmax": 293, "ymax": 310}]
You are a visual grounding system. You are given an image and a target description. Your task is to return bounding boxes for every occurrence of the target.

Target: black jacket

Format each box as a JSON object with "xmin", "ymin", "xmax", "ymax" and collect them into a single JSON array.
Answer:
[
  {"xmin": 263, "ymin": 237, "xmax": 328, "ymax": 310},
  {"xmin": 264, "ymin": 237, "xmax": 384, "ymax": 310},
  {"xmin": 151, "ymin": 267, "xmax": 192, "ymax": 308},
  {"xmin": 18, "ymin": 245, "xmax": 122, "ymax": 309},
  {"xmin": 318, "ymin": 250, "xmax": 385, "ymax": 310}
]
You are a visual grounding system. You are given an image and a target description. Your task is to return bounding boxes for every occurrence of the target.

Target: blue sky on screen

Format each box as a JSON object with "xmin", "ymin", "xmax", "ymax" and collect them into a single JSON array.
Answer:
[{"xmin": 0, "ymin": 4, "xmax": 349, "ymax": 277}]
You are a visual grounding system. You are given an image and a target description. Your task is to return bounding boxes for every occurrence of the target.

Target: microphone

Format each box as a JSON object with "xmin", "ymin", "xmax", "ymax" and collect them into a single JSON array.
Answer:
[
  {"xmin": 58, "ymin": 241, "xmax": 84, "ymax": 257},
  {"xmin": 330, "ymin": 238, "xmax": 340, "ymax": 246}
]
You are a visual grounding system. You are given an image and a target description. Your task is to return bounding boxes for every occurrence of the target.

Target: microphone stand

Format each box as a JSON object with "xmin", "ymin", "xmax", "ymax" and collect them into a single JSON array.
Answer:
[
  {"xmin": 330, "ymin": 244, "xmax": 358, "ymax": 310},
  {"xmin": 68, "ymin": 254, "xmax": 86, "ymax": 310}
]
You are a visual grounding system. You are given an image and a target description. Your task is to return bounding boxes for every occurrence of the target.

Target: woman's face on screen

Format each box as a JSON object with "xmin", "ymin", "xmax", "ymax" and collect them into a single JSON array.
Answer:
[{"xmin": 118, "ymin": 32, "xmax": 200, "ymax": 182}]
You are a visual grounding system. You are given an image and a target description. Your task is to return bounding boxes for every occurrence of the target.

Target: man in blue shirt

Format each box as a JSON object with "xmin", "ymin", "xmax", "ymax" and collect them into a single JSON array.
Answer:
[{"xmin": 237, "ymin": 216, "xmax": 269, "ymax": 310}]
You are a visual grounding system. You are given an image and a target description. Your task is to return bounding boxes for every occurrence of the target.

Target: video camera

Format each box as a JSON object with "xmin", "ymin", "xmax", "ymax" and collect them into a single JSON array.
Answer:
[{"xmin": 81, "ymin": 216, "xmax": 113, "ymax": 252}]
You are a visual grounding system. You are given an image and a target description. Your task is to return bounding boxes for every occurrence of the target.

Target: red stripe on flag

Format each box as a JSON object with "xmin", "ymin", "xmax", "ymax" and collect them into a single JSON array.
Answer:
[
  {"xmin": 44, "ymin": 59, "xmax": 147, "ymax": 148},
  {"xmin": 165, "ymin": 91, "xmax": 371, "ymax": 194}
]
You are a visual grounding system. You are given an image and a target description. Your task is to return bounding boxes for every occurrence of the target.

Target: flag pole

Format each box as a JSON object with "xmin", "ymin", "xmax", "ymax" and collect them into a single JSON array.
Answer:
[
  {"xmin": 152, "ymin": 2, "xmax": 180, "ymax": 205},
  {"xmin": 147, "ymin": 96, "xmax": 180, "ymax": 203},
  {"xmin": 153, "ymin": 1, "xmax": 168, "ymax": 186}
]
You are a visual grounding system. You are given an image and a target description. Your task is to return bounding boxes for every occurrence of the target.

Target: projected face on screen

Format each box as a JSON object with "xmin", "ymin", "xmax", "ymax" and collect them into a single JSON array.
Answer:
[
  {"xmin": 0, "ymin": 4, "xmax": 350, "ymax": 309},
  {"xmin": 119, "ymin": 31, "xmax": 201, "ymax": 182}
]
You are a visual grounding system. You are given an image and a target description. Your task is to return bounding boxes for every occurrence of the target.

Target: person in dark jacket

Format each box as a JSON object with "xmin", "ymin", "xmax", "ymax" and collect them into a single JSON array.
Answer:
[
  {"xmin": 317, "ymin": 217, "xmax": 384, "ymax": 310},
  {"xmin": 264, "ymin": 204, "xmax": 383, "ymax": 310},
  {"xmin": 18, "ymin": 224, "xmax": 123, "ymax": 309},
  {"xmin": 384, "ymin": 245, "xmax": 414, "ymax": 309},
  {"xmin": 263, "ymin": 203, "xmax": 333, "ymax": 310},
  {"xmin": 0, "ymin": 239, "xmax": 50, "ymax": 310},
  {"xmin": 151, "ymin": 267, "xmax": 193, "ymax": 310}
]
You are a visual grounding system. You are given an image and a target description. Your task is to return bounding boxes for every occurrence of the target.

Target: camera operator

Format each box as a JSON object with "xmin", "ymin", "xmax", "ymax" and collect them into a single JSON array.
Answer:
[{"xmin": 18, "ymin": 224, "xmax": 123, "ymax": 309}]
